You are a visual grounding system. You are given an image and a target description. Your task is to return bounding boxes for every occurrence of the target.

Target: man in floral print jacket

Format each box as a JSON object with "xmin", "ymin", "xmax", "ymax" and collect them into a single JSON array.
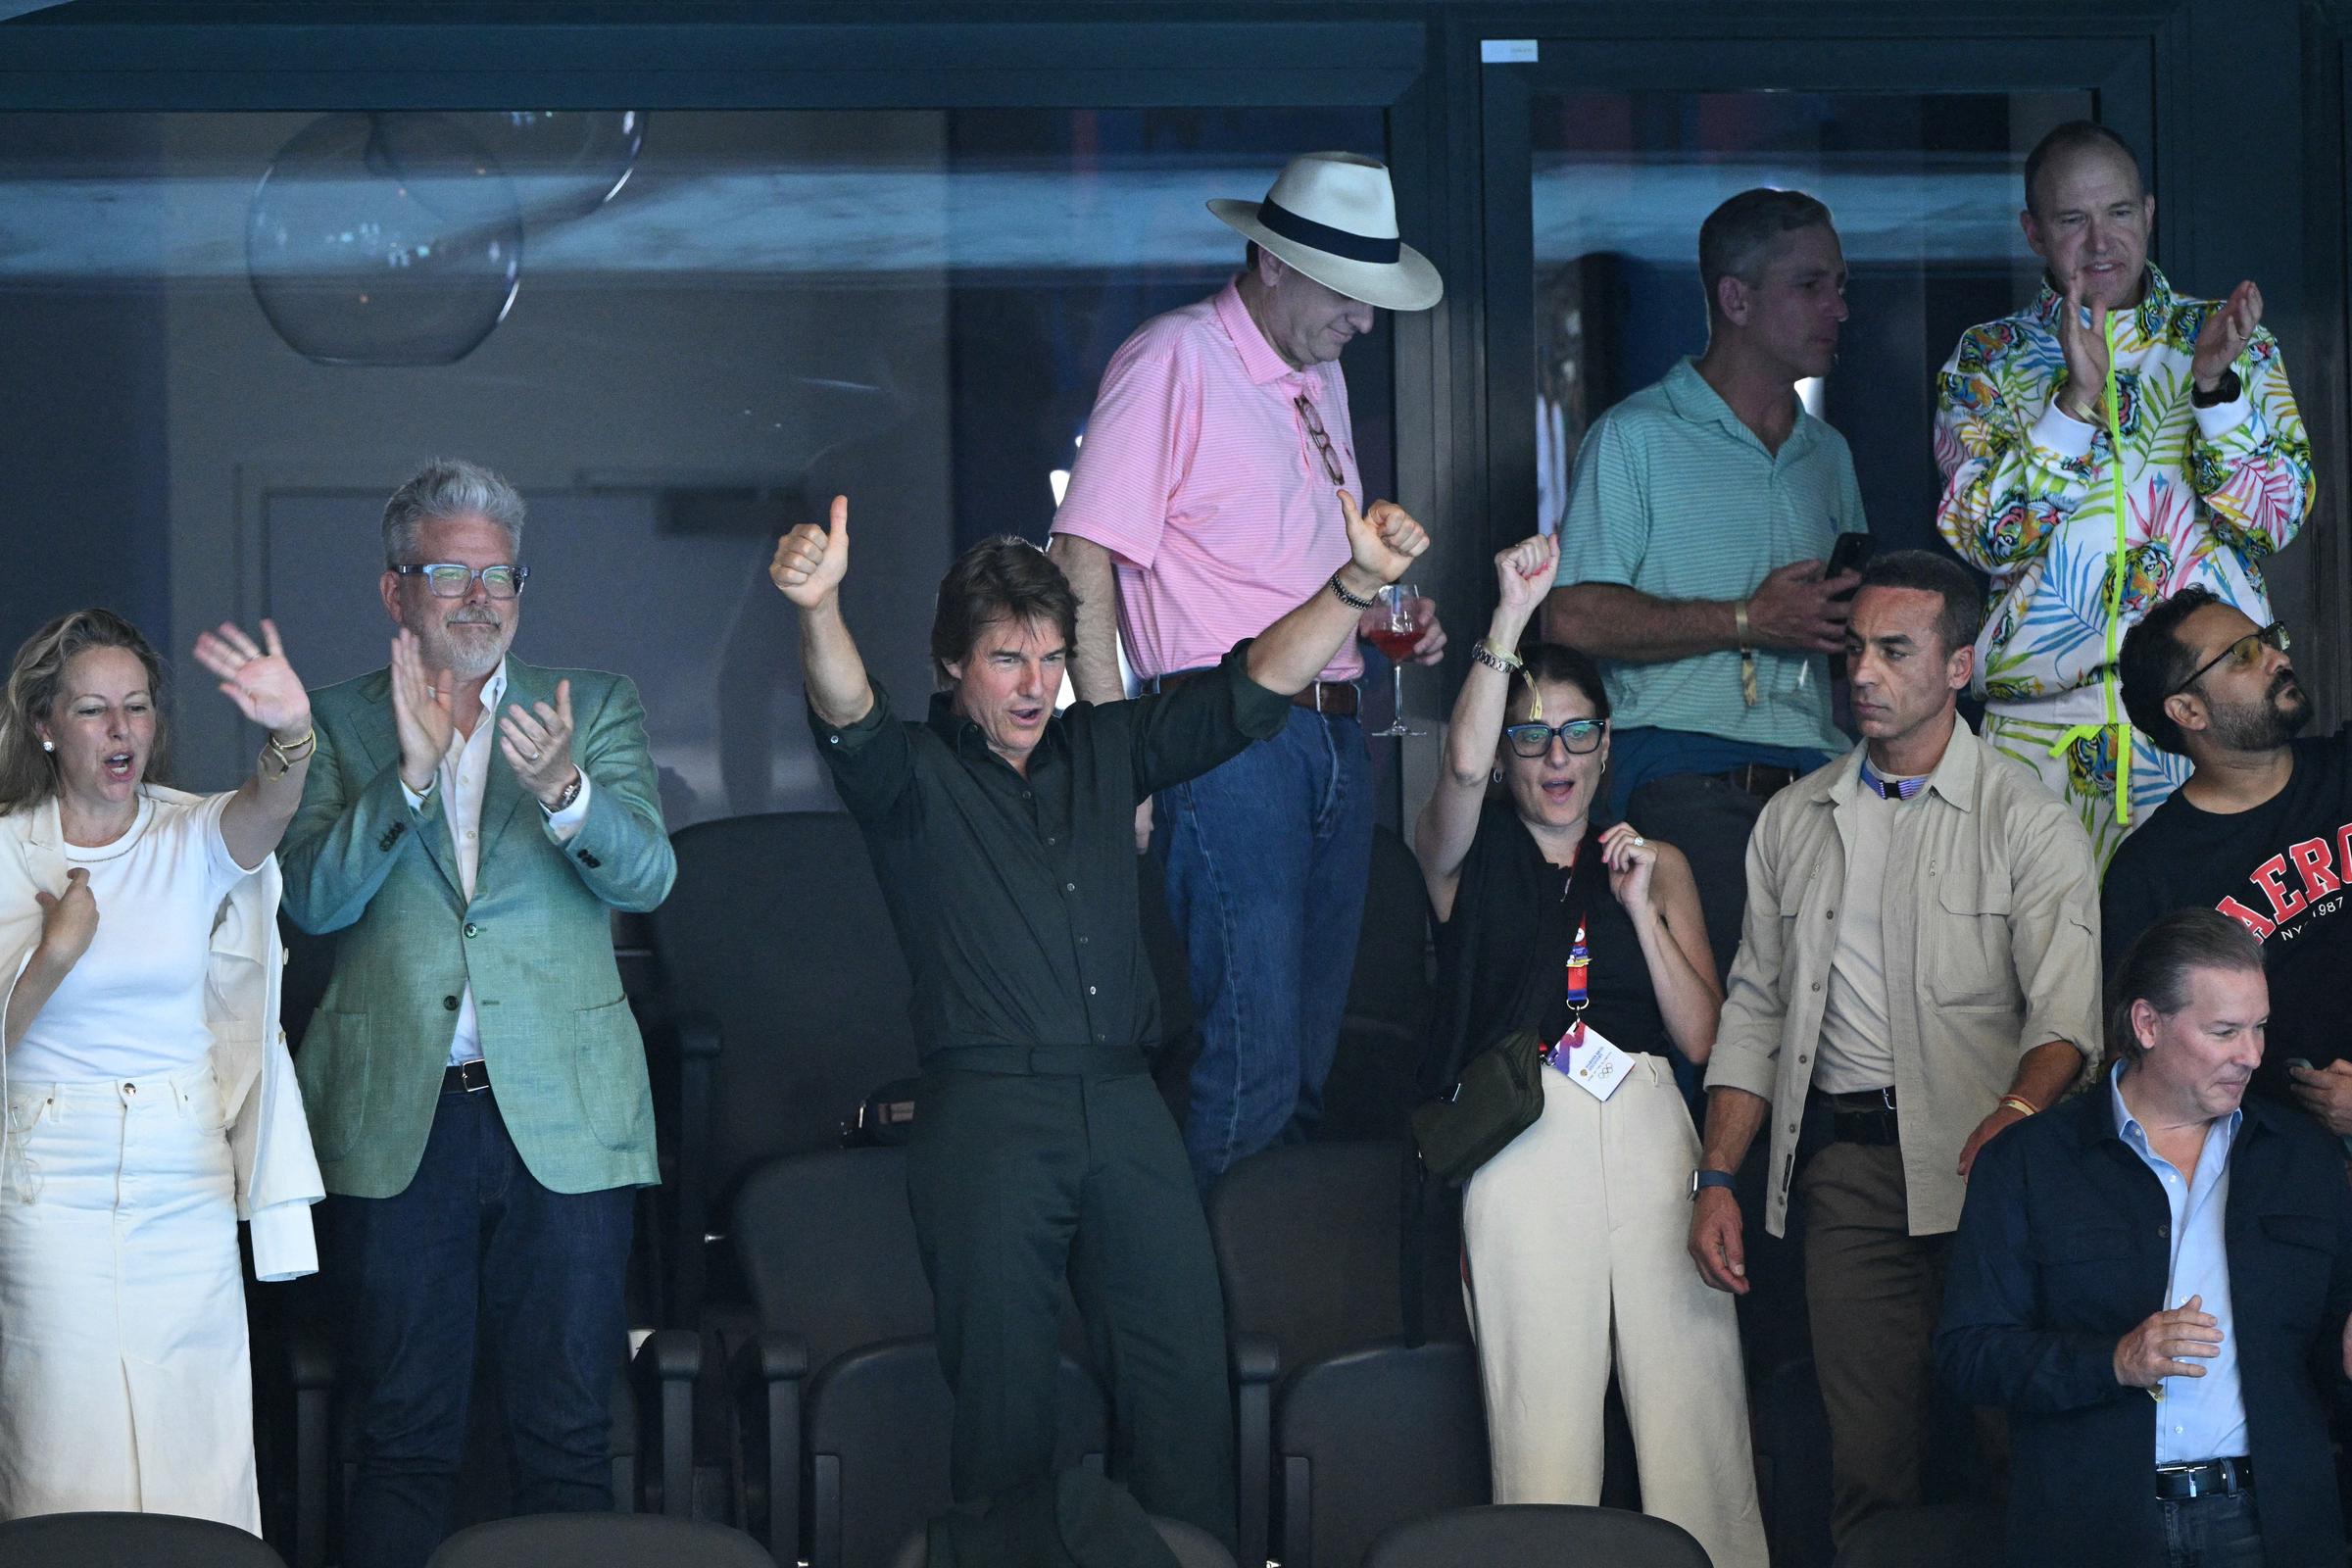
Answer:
[{"xmin": 1935, "ymin": 121, "xmax": 2314, "ymax": 866}]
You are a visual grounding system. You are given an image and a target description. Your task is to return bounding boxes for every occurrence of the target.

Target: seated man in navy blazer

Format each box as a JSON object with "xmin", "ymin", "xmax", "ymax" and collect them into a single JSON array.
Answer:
[{"xmin": 1939, "ymin": 907, "xmax": 2352, "ymax": 1568}]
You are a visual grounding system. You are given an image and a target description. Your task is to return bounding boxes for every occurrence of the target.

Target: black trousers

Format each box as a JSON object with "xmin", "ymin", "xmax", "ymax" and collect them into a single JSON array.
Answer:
[{"xmin": 908, "ymin": 1054, "xmax": 1237, "ymax": 1548}]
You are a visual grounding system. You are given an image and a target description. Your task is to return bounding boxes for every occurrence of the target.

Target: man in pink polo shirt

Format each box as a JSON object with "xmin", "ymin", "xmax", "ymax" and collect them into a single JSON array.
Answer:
[{"xmin": 1050, "ymin": 151, "xmax": 1445, "ymax": 1186}]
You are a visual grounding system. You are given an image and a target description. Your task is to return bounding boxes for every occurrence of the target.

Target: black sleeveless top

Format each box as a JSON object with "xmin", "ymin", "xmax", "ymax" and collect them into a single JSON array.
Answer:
[{"xmin": 1428, "ymin": 801, "xmax": 1672, "ymax": 1092}]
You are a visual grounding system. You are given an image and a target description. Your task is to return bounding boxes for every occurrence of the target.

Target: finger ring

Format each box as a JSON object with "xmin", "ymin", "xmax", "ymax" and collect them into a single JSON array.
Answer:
[
  {"xmin": 1633, "ymin": 835, "xmax": 1645, "ymax": 847},
  {"xmin": 523, "ymin": 746, "xmax": 540, "ymax": 761}
]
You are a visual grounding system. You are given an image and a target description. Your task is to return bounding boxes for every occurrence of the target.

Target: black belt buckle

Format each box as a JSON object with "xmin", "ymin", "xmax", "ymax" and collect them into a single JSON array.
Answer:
[
  {"xmin": 2155, "ymin": 1456, "xmax": 2252, "ymax": 1501},
  {"xmin": 445, "ymin": 1059, "xmax": 491, "ymax": 1095},
  {"xmin": 1820, "ymin": 1086, "xmax": 1898, "ymax": 1147}
]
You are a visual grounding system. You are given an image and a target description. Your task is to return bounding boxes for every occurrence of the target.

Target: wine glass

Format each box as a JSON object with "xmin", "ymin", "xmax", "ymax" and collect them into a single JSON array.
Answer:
[{"xmin": 1368, "ymin": 583, "xmax": 1426, "ymax": 739}]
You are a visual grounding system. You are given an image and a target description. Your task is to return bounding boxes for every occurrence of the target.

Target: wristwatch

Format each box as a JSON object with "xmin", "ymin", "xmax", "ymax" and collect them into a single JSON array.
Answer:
[
  {"xmin": 1690, "ymin": 1168, "xmax": 1737, "ymax": 1200},
  {"xmin": 541, "ymin": 769, "xmax": 583, "ymax": 816},
  {"xmin": 2191, "ymin": 368, "xmax": 2243, "ymax": 409}
]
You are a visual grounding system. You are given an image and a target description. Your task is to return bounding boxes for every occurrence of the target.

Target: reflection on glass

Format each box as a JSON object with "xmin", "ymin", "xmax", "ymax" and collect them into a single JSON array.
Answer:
[
  {"xmin": 1531, "ymin": 91, "xmax": 2088, "ymax": 552},
  {"xmin": 246, "ymin": 111, "xmax": 523, "ymax": 366},
  {"xmin": 465, "ymin": 110, "xmax": 645, "ymax": 220},
  {"xmin": 1, "ymin": 108, "xmax": 1388, "ymax": 823}
]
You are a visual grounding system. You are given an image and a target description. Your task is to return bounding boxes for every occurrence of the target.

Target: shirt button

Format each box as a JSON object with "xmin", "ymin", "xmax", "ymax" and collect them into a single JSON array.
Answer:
[
  {"xmin": 1064, "ymin": 883, "xmax": 1077, "ymax": 894},
  {"xmin": 1810, "ymin": 981, "xmax": 1823, "ymax": 993},
  {"xmin": 1078, "ymin": 936, "xmax": 1089, "ymax": 945},
  {"xmin": 122, "ymin": 1082, "xmax": 136, "ymax": 1096},
  {"xmin": 443, "ymin": 995, "xmax": 460, "ymax": 1011},
  {"xmin": 1088, "ymin": 985, "xmax": 1098, "ymax": 996},
  {"xmin": 828, "ymin": 736, "xmax": 839, "ymax": 745},
  {"xmin": 1797, "ymin": 1054, "xmax": 1809, "ymax": 1064},
  {"xmin": 464, "ymin": 922, "xmax": 479, "ymax": 938},
  {"xmin": 2157, "ymin": 1224, "xmax": 2171, "ymax": 1240}
]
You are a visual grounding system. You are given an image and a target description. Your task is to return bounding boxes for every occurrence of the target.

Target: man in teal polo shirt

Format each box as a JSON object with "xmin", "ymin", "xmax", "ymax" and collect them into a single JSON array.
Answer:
[{"xmin": 1543, "ymin": 187, "xmax": 1866, "ymax": 995}]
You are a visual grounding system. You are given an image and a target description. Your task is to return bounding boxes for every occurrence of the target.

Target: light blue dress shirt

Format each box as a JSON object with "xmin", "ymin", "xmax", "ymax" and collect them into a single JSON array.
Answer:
[{"xmin": 2111, "ymin": 1064, "xmax": 2248, "ymax": 1463}]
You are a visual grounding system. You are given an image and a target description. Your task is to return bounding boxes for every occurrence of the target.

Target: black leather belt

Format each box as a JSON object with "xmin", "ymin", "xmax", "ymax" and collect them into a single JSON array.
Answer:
[
  {"xmin": 1813, "ymin": 1086, "xmax": 1898, "ymax": 1147},
  {"xmin": 442, "ymin": 1059, "xmax": 491, "ymax": 1095},
  {"xmin": 2155, "ymin": 1455, "xmax": 2252, "ymax": 1501},
  {"xmin": 1719, "ymin": 761, "xmax": 1801, "ymax": 801}
]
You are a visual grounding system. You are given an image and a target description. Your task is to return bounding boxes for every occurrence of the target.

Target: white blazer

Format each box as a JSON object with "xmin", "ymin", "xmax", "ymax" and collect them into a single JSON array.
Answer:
[{"xmin": 0, "ymin": 785, "xmax": 324, "ymax": 1280}]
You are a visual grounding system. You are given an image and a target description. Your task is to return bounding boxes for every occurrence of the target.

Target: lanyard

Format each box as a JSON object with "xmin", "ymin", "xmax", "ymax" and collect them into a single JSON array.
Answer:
[
  {"xmin": 2043, "ymin": 306, "xmax": 2134, "ymax": 830},
  {"xmin": 1545, "ymin": 918, "xmax": 1592, "ymax": 1062}
]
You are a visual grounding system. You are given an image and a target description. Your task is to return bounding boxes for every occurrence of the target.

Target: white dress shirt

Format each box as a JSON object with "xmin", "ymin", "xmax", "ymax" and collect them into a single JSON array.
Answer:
[{"xmin": 397, "ymin": 662, "xmax": 592, "ymax": 1066}]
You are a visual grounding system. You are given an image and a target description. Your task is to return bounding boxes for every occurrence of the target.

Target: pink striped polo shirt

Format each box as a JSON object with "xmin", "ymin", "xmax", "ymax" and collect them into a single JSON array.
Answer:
[{"xmin": 1051, "ymin": 278, "xmax": 1365, "ymax": 683}]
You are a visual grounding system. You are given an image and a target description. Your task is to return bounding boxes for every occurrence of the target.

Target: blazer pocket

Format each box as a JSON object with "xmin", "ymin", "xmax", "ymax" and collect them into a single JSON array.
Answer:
[
  {"xmin": 296, "ymin": 1010, "xmax": 370, "ymax": 1161},
  {"xmin": 2259, "ymin": 1211, "xmax": 2334, "ymax": 1252},
  {"xmin": 571, "ymin": 998, "xmax": 651, "ymax": 1152}
]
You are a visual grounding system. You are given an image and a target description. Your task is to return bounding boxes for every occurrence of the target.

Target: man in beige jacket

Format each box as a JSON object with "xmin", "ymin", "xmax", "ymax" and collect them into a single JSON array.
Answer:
[{"xmin": 1685, "ymin": 550, "xmax": 2102, "ymax": 1546}]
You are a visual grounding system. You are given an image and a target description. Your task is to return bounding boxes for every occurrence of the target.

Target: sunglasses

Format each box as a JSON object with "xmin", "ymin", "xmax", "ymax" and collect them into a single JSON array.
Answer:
[
  {"xmin": 1504, "ymin": 718, "xmax": 1607, "ymax": 758},
  {"xmin": 2168, "ymin": 621, "xmax": 2288, "ymax": 700}
]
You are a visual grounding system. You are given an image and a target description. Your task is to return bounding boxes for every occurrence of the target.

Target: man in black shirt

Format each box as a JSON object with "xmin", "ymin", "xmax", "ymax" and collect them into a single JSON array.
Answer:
[
  {"xmin": 2108, "ymin": 587, "xmax": 2352, "ymax": 1131},
  {"xmin": 770, "ymin": 489, "xmax": 1430, "ymax": 1545}
]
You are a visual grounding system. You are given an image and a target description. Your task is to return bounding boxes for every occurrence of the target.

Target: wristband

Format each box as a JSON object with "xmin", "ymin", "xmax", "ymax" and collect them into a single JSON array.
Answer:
[
  {"xmin": 1735, "ymin": 600, "xmax": 1758, "ymax": 709},
  {"xmin": 1329, "ymin": 572, "xmax": 1377, "ymax": 612},
  {"xmin": 1690, "ymin": 1168, "xmax": 1737, "ymax": 1200},
  {"xmin": 1997, "ymin": 1094, "xmax": 2041, "ymax": 1118},
  {"xmin": 2190, "ymin": 368, "xmax": 2242, "ymax": 409}
]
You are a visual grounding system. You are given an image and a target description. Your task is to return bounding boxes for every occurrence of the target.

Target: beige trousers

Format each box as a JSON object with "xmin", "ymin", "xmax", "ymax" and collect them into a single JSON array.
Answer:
[{"xmin": 1463, "ymin": 1053, "xmax": 1766, "ymax": 1568}]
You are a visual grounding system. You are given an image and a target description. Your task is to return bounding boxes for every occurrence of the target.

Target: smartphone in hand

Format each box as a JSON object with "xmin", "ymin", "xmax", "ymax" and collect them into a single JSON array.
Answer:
[{"xmin": 1826, "ymin": 531, "xmax": 1873, "ymax": 601}]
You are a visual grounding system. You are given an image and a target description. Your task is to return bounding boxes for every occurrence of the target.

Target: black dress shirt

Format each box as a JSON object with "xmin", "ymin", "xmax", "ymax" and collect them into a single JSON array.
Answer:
[{"xmin": 811, "ymin": 642, "xmax": 1290, "ymax": 1063}]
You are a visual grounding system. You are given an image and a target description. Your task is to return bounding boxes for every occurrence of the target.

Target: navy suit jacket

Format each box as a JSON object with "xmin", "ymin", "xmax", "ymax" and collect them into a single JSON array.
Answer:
[{"xmin": 1938, "ymin": 1086, "xmax": 2352, "ymax": 1567}]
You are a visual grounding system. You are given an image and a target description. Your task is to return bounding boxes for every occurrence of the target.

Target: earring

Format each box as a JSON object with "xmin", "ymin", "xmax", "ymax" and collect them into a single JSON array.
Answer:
[
  {"xmin": 39, "ymin": 740, "xmax": 52, "ymax": 754},
  {"xmin": 1490, "ymin": 764, "xmax": 1502, "ymax": 785}
]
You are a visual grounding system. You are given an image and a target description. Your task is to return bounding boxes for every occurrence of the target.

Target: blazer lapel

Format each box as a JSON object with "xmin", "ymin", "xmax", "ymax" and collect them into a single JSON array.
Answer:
[
  {"xmin": 475, "ymin": 657, "xmax": 542, "ymax": 867},
  {"xmin": 353, "ymin": 668, "xmax": 466, "ymax": 900}
]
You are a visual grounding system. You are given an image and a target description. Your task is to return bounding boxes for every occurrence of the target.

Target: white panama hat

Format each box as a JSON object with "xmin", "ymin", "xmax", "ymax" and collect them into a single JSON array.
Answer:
[{"xmin": 1207, "ymin": 151, "xmax": 1443, "ymax": 314}]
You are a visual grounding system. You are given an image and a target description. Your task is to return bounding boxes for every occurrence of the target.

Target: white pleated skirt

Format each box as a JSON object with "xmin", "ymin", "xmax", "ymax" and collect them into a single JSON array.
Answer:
[{"xmin": 0, "ymin": 1061, "xmax": 259, "ymax": 1532}]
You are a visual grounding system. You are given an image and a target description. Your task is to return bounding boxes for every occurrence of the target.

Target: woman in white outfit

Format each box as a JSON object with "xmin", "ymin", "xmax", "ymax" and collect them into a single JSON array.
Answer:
[
  {"xmin": 0, "ymin": 608, "xmax": 325, "ymax": 1531},
  {"xmin": 1414, "ymin": 535, "xmax": 1766, "ymax": 1568}
]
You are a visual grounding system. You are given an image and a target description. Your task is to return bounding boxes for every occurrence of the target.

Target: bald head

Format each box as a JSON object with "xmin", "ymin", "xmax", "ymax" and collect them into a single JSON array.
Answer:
[{"xmin": 2023, "ymin": 121, "xmax": 2143, "ymax": 220}]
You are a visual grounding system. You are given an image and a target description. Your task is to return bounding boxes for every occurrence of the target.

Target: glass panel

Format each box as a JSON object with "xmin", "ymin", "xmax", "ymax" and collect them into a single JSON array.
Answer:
[
  {"xmin": 1530, "ymin": 90, "xmax": 2091, "ymax": 553},
  {"xmin": 0, "ymin": 106, "xmax": 1386, "ymax": 824}
]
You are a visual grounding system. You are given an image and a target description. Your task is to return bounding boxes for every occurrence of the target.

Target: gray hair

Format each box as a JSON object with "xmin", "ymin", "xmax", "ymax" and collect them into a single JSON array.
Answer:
[{"xmin": 381, "ymin": 459, "xmax": 527, "ymax": 565}]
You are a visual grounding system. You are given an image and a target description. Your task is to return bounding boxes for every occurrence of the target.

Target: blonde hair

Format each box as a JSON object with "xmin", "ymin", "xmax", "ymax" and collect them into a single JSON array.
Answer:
[{"xmin": 0, "ymin": 608, "xmax": 171, "ymax": 813}]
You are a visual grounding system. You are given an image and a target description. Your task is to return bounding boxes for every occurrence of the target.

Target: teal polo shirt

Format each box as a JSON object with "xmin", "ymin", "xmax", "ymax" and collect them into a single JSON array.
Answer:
[{"xmin": 1553, "ymin": 357, "xmax": 1864, "ymax": 772}]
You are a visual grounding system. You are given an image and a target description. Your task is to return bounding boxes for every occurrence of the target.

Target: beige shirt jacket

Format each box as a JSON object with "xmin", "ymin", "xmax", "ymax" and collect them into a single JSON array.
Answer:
[{"xmin": 1705, "ymin": 719, "xmax": 2103, "ymax": 1239}]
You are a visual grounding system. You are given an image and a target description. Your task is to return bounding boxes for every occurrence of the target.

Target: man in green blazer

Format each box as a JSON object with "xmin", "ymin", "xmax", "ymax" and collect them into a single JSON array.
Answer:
[{"xmin": 278, "ymin": 460, "xmax": 674, "ymax": 1568}]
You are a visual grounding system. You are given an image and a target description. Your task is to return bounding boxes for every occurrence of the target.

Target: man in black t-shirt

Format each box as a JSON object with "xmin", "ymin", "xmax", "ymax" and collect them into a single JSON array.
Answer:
[{"xmin": 2107, "ymin": 587, "xmax": 2352, "ymax": 1130}]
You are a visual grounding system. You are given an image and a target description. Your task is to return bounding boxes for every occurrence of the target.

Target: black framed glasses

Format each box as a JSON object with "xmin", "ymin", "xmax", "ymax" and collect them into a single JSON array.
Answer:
[
  {"xmin": 2168, "ymin": 621, "xmax": 2288, "ymax": 699},
  {"xmin": 390, "ymin": 563, "xmax": 529, "ymax": 600},
  {"xmin": 1504, "ymin": 718, "xmax": 1607, "ymax": 758},
  {"xmin": 1293, "ymin": 394, "xmax": 1346, "ymax": 486}
]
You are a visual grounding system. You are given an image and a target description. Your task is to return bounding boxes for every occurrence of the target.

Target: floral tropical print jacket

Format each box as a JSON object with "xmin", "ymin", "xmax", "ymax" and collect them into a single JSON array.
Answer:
[{"xmin": 1934, "ymin": 265, "xmax": 2312, "ymax": 713}]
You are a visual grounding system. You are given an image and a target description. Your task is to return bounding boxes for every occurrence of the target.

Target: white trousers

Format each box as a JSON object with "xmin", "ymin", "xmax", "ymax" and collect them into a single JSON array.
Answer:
[
  {"xmin": 1464, "ymin": 1053, "xmax": 1767, "ymax": 1568},
  {"xmin": 0, "ymin": 1062, "xmax": 258, "ymax": 1532}
]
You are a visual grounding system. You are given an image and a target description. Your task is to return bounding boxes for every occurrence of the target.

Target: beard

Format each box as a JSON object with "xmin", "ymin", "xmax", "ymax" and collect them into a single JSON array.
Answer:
[
  {"xmin": 2209, "ymin": 668, "xmax": 2311, "ymax": 752},
  {"xmin": 414, "ymin": 612, "xmax": 511, "ymax": 681}
]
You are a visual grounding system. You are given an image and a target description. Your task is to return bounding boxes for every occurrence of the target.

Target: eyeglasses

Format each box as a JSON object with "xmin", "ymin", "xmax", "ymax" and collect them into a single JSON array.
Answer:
[
  {"xmin": 1293, "ymin": 395, "xmax": 1346, "ymax": 486},
  {"xmin": 1504, "ymin": 718, "xmax": 1607, "ymax": 758},
  {"xmin": 390, "ymin": 563, "xmax": 529, "ymax": 600},
  {"xmin": 2168, "ymin": 621, "xmax": 2288, "ymax": 699}
]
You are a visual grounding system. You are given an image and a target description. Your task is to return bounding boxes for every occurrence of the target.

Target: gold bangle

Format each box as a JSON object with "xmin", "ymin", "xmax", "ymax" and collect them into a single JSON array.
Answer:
[
  {"xmin": 1998, "ymin": 1094, "xmax": 2040, "ymax": 1118},
  {"xmin": 265, "ymin": 727, "xmax": 316, "ymax": 774},
  {"xmin": 1734, "ymin": 599, "xmax": 1752, "ymax": 652}
]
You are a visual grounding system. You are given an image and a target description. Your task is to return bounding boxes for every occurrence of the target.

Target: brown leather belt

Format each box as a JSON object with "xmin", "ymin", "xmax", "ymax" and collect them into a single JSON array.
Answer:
[{"xmin": 1152, "ymin": 668, "xmax": 1359, "ymax": 717}]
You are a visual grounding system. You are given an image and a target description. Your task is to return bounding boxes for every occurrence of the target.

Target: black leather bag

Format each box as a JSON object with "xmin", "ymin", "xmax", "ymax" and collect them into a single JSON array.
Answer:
[{"xmin": 1410, "ymin": 1028, "xmax": 1545, "ymax": 1186}]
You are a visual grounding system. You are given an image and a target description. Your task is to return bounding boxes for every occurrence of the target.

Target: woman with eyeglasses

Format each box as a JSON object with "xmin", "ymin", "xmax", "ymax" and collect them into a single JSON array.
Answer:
[
  {"xmin": 0, "ymin": 608, "xmax": 323, "ymax": 1531},
  {"xmin": 1413, "ymin": 533, "xmax": 1765, "ymax": 1567}
]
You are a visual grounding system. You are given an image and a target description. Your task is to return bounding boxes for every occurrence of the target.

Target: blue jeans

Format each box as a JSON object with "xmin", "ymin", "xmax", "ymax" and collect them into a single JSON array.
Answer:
[
  {"xmin": 326, "ymin": 1085, "xmax": 636, "ymax": 1568},
  {"xmin": 1155, "ymin": 706, "xmax": 1372, "ymax": 1188}
]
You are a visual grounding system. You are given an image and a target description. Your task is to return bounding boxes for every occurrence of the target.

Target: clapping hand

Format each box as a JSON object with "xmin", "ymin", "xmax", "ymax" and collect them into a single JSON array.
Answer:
[
  {"xmin": 2192, "ymin": 280, "xmax": 2262, "ymax": 393},
  {"xmin": 192, "ymin": 619, "xmax": 311, "ymax": 742},
  {"xmin": 389, "ymin": 628, "xmax": 455, "ymax": 794},
  {"xmin": 2056, "ymin": 273, "xmax": 2112, "ymax": 420},
  {"xmin": 771, "ymin": 495, "xmax": 852, "ymax": 610},
  {"xmin": 498, "ymin": 680, "xmax": 580, "ymax": 810}
]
